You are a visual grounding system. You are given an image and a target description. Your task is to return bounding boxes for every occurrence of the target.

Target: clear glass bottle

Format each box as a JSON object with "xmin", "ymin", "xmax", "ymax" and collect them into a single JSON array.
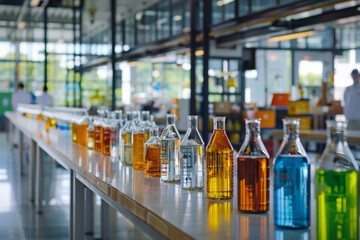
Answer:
[
  {"xmin": 133, "ymin": 111, "xmax": 141, "ymax": 126},
  {"xmin": 144, "ymin": 127, "xmax": 161, "ymax": 177},
  {"xmin": 316, "ymin": 120, "xmax": 359, "ymax": 240},
  {"xmin": 237, "ymin": 119, "xmax": 269, "ymax": 213},
  {"xmin": 87, "ymin": 117, "xmax": 95, "ymax": 149},
  {"xmin": 150, "ymin": 115, "xmax": 157, "ymax": 128},
  {"xmin": 141, "ymin": 111, "xmax": 152, "ymax": 141},
  {"xmin": 180, "ymin": 116, "xmax": 204, "ymax": 191},
  {"xmin": 160, "ymin": 114, "xmax": 181, "ymax": 182},
  {"xmin": 133, "ymin": 127, "xmax": 145, "ymax": 171},
  {"xmin": 206, "ymin": 117, "xmax": 234, "ymax": 200},
  {"xmin": 273, "ymin": 119, "xmax": 310, "ymax": 229},
  {"xmin": 109, "ymin": 112, "xmax": 120, "ymax": 159},
  {"xmin": 122, "ymin": 112, "xmax": 136, "ymax": 166}
]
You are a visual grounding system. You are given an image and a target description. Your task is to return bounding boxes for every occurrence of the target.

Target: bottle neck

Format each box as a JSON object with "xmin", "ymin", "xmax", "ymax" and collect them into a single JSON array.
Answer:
[
  {"xmin": 214, "ymin": 118, "xmax": 225, "ymax": 130},
  {"xmin": 245, "ymin": 121, "xmax": 261, "ymax": 139},
  {"xmin": 328, "ymin": 127, "xmax": 346, "ymax": 144},
  {"xmin": 187, "ymin": 117, "xmax": 198, "ymax": 130},
  {"xmin": 284, "ymin": 124, "xmax": 299, "ymax": 140}
]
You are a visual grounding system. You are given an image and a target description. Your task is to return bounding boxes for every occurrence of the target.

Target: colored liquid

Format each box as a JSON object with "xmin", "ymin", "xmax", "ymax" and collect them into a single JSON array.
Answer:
[
  {"xmin": 110, "ymin": 127, "xmax": 119, "ymax": 158},
  {"xmin": 180, "ymin": 145, "xmax": 204, "ymax": 190},
  {"xmin": 316, "ymin": 170, "xmax": 359, "ymax": 240},
  {"xmin": 133, "ymin": 133, "xmax": 145, "ymax": 170},
  {"xmin": 76, "ymin": 124, "xmax": 88, "ymax": 147},
  {"xmin": 87, "ymin": 130, "xmax": 94, "ymax": 149},
  {"xmin": 273, "ymin": 155, "xmax": 310, "ymax": 229},
  {"xmin": 145, "ymin": 144, "xmax": 161, "ymax": 177},
  {"xmin": 160, "ymin": 139, "xmax": 180, "ymax": 182},
  {"xmin": 94, "ymin": 125, "xmax": 103, "ymax": 152},
  {"xmin": 37, "ymin": 114, "xmax": 43, "ymax": 121},
  {"xmin": 144, "ymin": 131, "xmax": 150, "ymax": 142},
  {"xmin": 102, "ymin": 127, "xmax": 111, "ymax": 155},
  {"xmin": 123, "ymin": 132, "xmax": 133, "ymax": 165},
  {"xmin": 50, "ymin": 118, "xmax": 56, "ymax": 128},
  {"xmin": 72, "ymin": 123, "xmax": 78, "ymax": 142},
  {"xmin": 206, "ymin": 130, "xmax": 234, "ymax": 200},
  {"xmin": 45, "ymin": 118, "xmax": 50, "ymax": 132},
  {"xmin": 237, "ymin": 156, "xmax": 269, "ymax": 212},
  {"xmin": 27, "ymin": 113, "xmax": 32, "ymax": 119}
]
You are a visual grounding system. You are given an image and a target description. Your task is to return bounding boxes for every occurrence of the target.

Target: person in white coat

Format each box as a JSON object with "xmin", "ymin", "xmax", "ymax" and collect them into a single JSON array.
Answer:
[
  {"xmin": 11, "ymin": 82, "xmax": 32, "ymax": 110},
  {"xmin": 344, "ymin": 69, "xmax": 360, "ymax": 131},
  {"xmin": 36, "ymin": 85, "xmax": 54, "ymax": 106}
]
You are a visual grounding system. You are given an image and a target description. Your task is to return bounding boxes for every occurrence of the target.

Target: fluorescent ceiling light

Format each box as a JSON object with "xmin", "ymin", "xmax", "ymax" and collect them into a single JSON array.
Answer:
[
  {"xmin": 30, "ymin": 0, "xmax": 40, "ymax": 7},
  {"xmin": 173, "ymin": 15, "xmax": 182, "ymax": 21},
  {"xmin": 268, "ymin": 30, "xmax": 316, "ymax": 42},
  {"xmin": 216, "ymin": 0, "xmax": 234, "ymax": 7}
]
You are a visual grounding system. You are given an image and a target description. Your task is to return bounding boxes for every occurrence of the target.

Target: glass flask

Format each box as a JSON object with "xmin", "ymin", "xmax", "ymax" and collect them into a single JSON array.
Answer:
[
  {"xmin": 76, "ymin": 115, "xmax": 89, "ymax": 147},
  {"xmin": 206, "ymin": 117, "xmax": 234, "ymax": 200},
  {"xmin": 316, "ymin": 120, "xmax": 359, "ymax": 240},
  {"xmin": 160, "ymin": 114, "xmax": 181, "ymax": 182},
  {"xmin": 133, "ymin": 127, "xmax": 146, "ymax": 171},
  {"xmin": 144, "ymin": 127, "xmax": 161, "ymax": 177},
  {"xmin": 273, "ymin": 119, "xmax": 310, "ymax": 229},
  {"xmin": 141, "ymin": 111, "xmax": 152, "ymax": 141},
  {"xmin": 150, "ymin": 115, "xmax": 157, "ymax": 128},
  {"xmin": 237, "ymin": 118, "xmax": 269, "ymax": 213},
  {"xmin": 87, "ymin": 117, "xmax": 95, "ymax": 149},
  {"xmin": 133, "ymin": 111, "xmax": 141, "ymax": 126},
  {"xmin": 122, "ymin": 112, "xmax": 136, "ymax": 166},
  {"xmin": 180, "ymin": 116, "xmax": 204, "ymax": 191}
]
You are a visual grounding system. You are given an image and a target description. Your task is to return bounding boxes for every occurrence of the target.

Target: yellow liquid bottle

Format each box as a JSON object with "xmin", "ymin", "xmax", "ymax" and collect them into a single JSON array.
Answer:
[
  {"xmin": 72, "ymin": 122, "xmax": 78, "ymax": 142},
  {"xmin": 133, "ymin": 131, "xmax": 145, "ymax": 170},
  {"xmin": 122, "ymin": 112, "xmax": 136, "ymax": 166},
  {"xmin": 206, "ymin": 117, "xmax": 234, "ymax": 200},
  {"xmin": 77, "ymin": 124, "xmax": 88, "ymax": 147},
  {"xmin": 50, "ymin": 118, "xmax": 56, "ymax": 128}
]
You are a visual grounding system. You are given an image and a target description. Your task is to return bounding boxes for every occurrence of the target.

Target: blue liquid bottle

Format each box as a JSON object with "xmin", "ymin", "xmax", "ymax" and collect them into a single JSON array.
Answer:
[{"xmin": 273, "ymin": 119, "xmax": 310, "ymax": 229}]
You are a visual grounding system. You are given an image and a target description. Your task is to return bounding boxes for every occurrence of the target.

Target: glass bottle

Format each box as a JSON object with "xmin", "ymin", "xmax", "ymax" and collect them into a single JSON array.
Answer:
[
  {"xmin": 150, "ymin": 115, "xmax": 157, "ymax": 128},
  {"xmin": 109, "ymin": 112, "xmax": 120, "ymax": 159},
  {"xmin": 273, "ymin": 119, "xmax": 310, "ymax": 229},
  {"xmin": 160, "ymin": 114, "xmax": 181, "ymax": 182},
  {"xmin": 141, "ymin": 111, "xmax": 152, "ymax": 141},
  {"xmin": 94, "ymin": 116, "xmax": 103, "ymax": 152},
  {"xmin": 133, "ymin": 127, "xmax": 146, "ymax": 171},
  {"xmin": 180, "ymin": 116, "xmax": 204, "ymax": 191},
  {"xmin": 133, "ymin": 111, "xmax": 141, "ymax": 126},
  {"xmin": 77, "ymin": 115, "xmax": 89, "ymax": 147},
  {"xmin": 122, "ymin": 112, "xmax": 136, "ymax": 166},
  {"xmin": 144, "ymin": 127, "xmax": 161, "ymax": 177},
  {"xmin": 102, "ymin": 115, "xmax": 112, "ymax": 156},
  {"xmin": 87, "ymin": 117, "xmax": 95, "ymax": 149},
  {"xmin": 71, "ymin": 114, "xmax": 78, "ymax": 143},
  {"xmin": 237, "ymin": 119, "xmax": 270, "ymax": 213},
  {"xmin": 206, "ymin": 117, "xmax": 234, "ymax": 200},
  {"xmin": 316, "ymin": 120, "xmax": 359, "ymax": 240}
]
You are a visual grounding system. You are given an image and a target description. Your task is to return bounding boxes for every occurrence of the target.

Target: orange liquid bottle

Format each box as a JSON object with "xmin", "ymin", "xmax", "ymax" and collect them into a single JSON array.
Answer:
[
  {"xmin": 144, "ymin": 127, "xmax": 161, "ymax": 177},
  {"xmin": 206, "ymin": 117, "xmax": 234, "ymax": 200},
  {"xmin": 102, "ymin": 125, "xmax": 111, "ymax": 155},
  {"xmin": 133, "ymin": 130, "xmax": 145, "ymax": 170},
  {"xmin": 45, "ymin": 118, "xmax": 50, "ymax": 132},
  {"xmin": 237, "ymin": 119, "xmax": 269, "ymax": 213},
  {"xmin": 94, "ymin": 117, "xmax": 103, "ymax": 152},
  {"xmin": 77, "ymin": 123, "xmax": 88, "ymax": 147},
  {"xmin": 72, "ymin": 122, "xmax": 78, "ymax": 142}
]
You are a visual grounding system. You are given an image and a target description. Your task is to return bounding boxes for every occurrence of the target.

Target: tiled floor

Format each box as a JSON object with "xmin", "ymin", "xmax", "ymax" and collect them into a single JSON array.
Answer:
[{"xmin": 0, "ymin": 133, "xmax": 152, "ymax": 240}]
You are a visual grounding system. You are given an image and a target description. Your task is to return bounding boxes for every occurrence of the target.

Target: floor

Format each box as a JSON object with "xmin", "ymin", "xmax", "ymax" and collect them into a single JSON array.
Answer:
[{"xmin": 0, "ymin": 133, "xmax": 152, "ymax": 240}]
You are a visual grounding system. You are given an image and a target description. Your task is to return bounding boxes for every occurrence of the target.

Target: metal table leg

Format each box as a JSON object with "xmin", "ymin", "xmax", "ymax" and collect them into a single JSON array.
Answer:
[
  {"xmin": 35, "ymin": 145, "xmax": 43, "ymax": 214},
  {"xmin": 73, "ymin": 174, "xmax": 85, "ymax": 240},
  {"xmin": 19, "ymin": 130, "xmax": 24, "ymax": 176},
  {"xmin": 70, "ymin": 170, "xmax": 74, "ymax": 240},
  {"xmin": 29, "ymin": 139, "xmax": 37, "ymax": 202},
  {"xmin": 101, "ymin": 199, "xmax": 110, "ymax": 240},
  {"xmin": 85, "ymin": 189, "xmax": 94, "ymax": 235}
]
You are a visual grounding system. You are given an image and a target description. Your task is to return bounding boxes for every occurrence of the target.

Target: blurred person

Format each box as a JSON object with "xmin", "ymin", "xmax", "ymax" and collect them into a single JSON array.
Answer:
[
  {"xmin": 344, "ymin": 69, "xmax": 360, "ymax": 131},
  {"xmin": 11, "ymin": 82, "xmax": 32, "ymax": 110},
  {"xmin": 36, "ymin": 85, "xmax": 54, "ymax": 106}
]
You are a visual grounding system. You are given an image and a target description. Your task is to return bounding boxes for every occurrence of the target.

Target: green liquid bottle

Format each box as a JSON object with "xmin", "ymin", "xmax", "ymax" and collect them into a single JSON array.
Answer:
[{"xmin": 316, "ymin": 120, "xmax": 359, "ymax": 240}]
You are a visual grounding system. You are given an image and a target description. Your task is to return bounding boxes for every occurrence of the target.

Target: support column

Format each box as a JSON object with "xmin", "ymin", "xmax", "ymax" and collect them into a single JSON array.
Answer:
[
  {"xmin": 73, "ymin": 175, "xmax": 85, "ymax": 240},
  {"xmin": 201, "ymin": 0, "xmax": 210, "ymax": 144},
  {"xmin": 110, "ymin": 0, "xmax": 117, "ymax": 110},
  {"xmin": 69, "ymin": 170, "xmax": 74, "ymax": 240},
  {"xmin": 29, "ymin": 139, "xmax": 36, "ymax": 202},
  {"xmin": 189, "ymin": 0, "xmax": 197, "ymax": 116},
  {"xmin": 44, "ymin": 6, "xmax": 48, "ymax": 86},
  {"xmin": 101, "ymin": 199, "xmax": 110, "ymax": 240},
  {"xmin": 35, "ymin": 145, "xmax": 43, "ymax": 214},
  {"xmin": 84, "ymin": 189, "xmax": 94, "ymax": 235},
  {"xmin": 19, "ymin": 130, "xmax": 24, "ymax": 176}
]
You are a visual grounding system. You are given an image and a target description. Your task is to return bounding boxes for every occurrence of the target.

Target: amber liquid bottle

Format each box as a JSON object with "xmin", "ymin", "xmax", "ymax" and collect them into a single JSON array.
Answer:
[
  {"xmin": 144, "ymin": 127, "xmax": 161, "ymax": 177},
  {"xmin": 133, "ymin": 129, "xmax": 145, "ymax": 170},
  {"xmin": 237, "ymin": 119, "xmax": 269, "ymax": 213},
  {"xmin": 94, "ymin": 117, "xmax": 103, "ymax": 152},
  {"xmin": 102, "ymin": 121, "xmax": 111, "ymax": 156},
  {"xmin": 72, "ymin": 122, "xmax": 78, "ymax": 142},
  {"xmin": 77, "ymin": 123, "xmax": 88, "ymax": 147},
  {"xmin": 206, "ymin": 117, "xmax": 234, "ymax": 200}
]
